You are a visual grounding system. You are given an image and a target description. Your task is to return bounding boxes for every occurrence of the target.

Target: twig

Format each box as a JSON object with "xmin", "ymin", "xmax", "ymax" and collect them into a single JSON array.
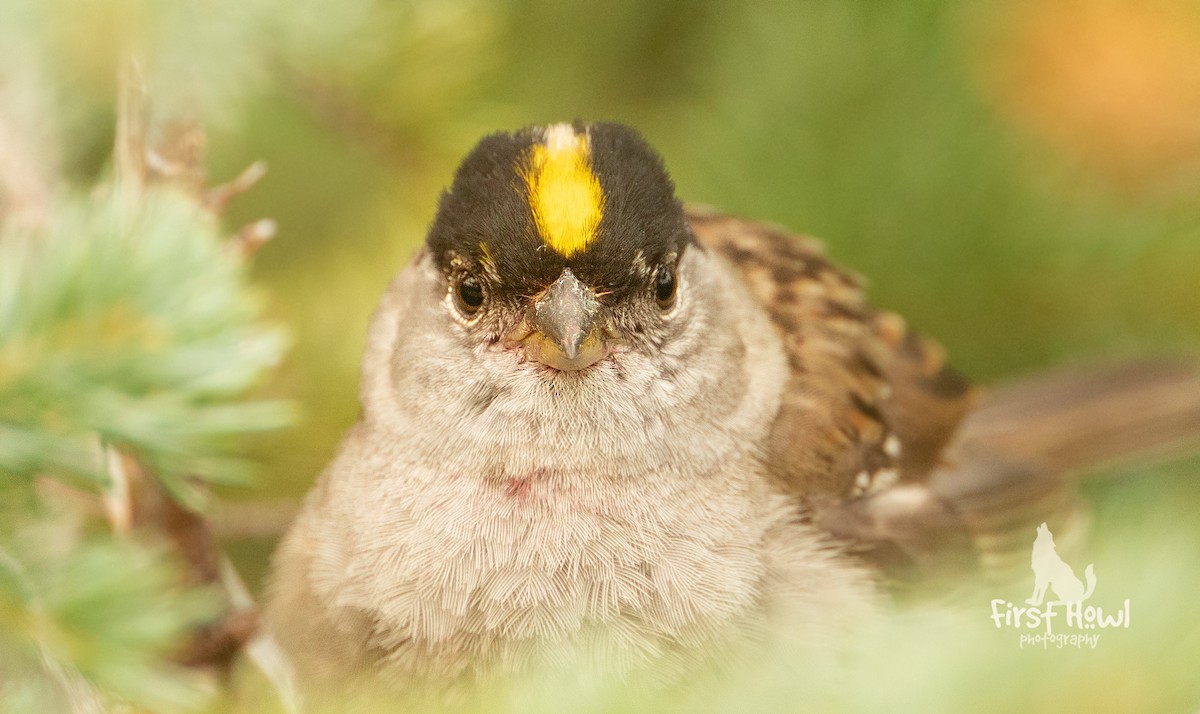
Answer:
[
  {"xmin": 102, "ymin": 449, "xmax": 221, "ymax": 583},
  {"xmin": 221, "ymin": 557, "xmax": 299, "ymax": 713},
  {"xmin": 206, "ymin": 159, "xmax": 268, "ymax": 213},
  {"xmin": 102, "ymin": 444, "xmax": 135, "ymax": 534},
  {"xmin": 179, "ymin": 610, "xmax": 259, "ymax": 669},
  {"xmin": 146, "ymin": 119, "xmax": 208, "ymax": 195},
  {"xmin": 114, "ymin": 52, "xmax": 273, "ymax": 241},
  {"xmin": 114, "ymin": 55, "xmax": 150, "ymax": 195},
  {"xmin": 232, "ymin": 217, "xmax": 279, "ymax": 257}
]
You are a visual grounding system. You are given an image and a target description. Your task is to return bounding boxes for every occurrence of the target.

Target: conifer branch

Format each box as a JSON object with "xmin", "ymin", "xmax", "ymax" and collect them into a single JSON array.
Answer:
[{"xmin": 0, "ymin": 41, "xmax": 291, "ymax": 714}]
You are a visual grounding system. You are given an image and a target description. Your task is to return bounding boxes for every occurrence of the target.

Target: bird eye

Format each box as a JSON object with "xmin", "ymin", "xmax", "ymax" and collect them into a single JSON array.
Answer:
[
  {"xmin": 654, "ymin": 266, "xmax": 677, "ymax": 309},
  {"xmin": 454, "ymin": 274, "xmax": 485, "ymax": 316}
]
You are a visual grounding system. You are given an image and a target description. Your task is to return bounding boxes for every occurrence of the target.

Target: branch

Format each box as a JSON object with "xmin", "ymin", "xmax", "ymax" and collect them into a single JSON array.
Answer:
[{"xmin": 100, "ymin": 52, "xmax": 283, "ymax": 682}]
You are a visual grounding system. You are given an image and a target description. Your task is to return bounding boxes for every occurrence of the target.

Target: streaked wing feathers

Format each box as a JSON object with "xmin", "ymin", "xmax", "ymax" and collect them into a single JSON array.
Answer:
[{"xmin": 686, "ymin": 207, "xmax": 989, "ymax": 581}]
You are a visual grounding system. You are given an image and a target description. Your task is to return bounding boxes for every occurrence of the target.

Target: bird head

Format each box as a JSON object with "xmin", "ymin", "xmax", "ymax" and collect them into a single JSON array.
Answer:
[{"xmin": 424, "ymin": 121, "xmax": 694, "ymax": 376}]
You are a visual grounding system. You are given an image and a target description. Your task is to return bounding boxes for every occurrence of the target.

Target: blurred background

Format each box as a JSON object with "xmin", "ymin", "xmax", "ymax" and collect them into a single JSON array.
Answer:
[{"xmin": 2, "ymin": 0, "xmax": 1199, "ymax": 711}]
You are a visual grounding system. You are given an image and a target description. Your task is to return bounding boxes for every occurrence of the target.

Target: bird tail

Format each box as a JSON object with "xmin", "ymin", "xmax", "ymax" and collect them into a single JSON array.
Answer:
[
  {"xmin": 928, "ymin": 359, "xmax": 1200, "ymax": 573},
  {"xmin": 957, "ymin": 359, "xmax": 1200, "ymax": 477}
]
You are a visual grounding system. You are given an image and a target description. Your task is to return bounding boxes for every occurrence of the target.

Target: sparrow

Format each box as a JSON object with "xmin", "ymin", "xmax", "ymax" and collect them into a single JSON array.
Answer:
[{"xmin": 265, "ymin": 121, "xmax": 1200, "ymax": 703}]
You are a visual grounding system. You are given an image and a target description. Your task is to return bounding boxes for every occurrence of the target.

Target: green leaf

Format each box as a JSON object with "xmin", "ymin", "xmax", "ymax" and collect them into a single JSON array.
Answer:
[{"xmin": 0, "ymin": 188, "xmax": 292, "ymax": 491}]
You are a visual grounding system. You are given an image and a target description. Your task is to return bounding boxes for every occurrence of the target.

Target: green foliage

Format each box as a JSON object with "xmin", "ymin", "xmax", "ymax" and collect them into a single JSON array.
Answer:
[
  {"xmin": 0, "ymin": 167, "xmax": 293, "ymax": 708},
  {"xmin": 0, "ymin": 516, "xmax": 218, "ymax": 713},
  {"xmin": 0, "ymin": 189, "xmax": 290, "ymax": 503},
  {"xmin": 0, "ymin": 1, "xmax": 303, "ymax": 709},
  {"xmin": 0, "ymin": 185, "xmax": 288, "ymax": 710}
]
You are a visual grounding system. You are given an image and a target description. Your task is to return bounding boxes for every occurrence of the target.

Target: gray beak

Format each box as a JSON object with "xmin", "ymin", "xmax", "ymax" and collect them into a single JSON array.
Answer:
[{"xmin": 525, "ymin": 268, "xmax": 606, "ymax": 371}]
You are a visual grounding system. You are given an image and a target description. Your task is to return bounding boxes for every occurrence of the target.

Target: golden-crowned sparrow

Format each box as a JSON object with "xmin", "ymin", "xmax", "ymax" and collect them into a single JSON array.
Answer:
[{"xmin": 266, "ymin": 121, "xmax": 1200, "ymax": 700}]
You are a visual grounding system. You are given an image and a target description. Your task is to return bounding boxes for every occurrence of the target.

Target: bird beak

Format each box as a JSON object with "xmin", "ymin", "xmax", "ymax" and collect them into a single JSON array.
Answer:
[{"xmin": 522, "ymin": 268, "xmax": 607, "ymax": 371}]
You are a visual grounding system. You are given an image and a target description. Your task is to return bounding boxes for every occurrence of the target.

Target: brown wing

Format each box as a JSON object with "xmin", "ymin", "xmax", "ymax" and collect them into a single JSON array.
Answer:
[
  {"xmin": 686, "ymin": 206, "xmax": 987, "ymax": 582},
  {"xmin": 686, "ymin": 206, "xmax": 974, "ymax": 491},
  {"xmin": 688, "ymin": 207, "xmax": 1200, "ymax": 587}
]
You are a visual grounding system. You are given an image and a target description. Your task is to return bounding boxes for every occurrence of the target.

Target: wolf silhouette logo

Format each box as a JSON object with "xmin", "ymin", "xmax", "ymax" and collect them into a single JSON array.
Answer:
[{"xmin": 1025, "ymin": 522, "xmax": 1097, "ymax": 605}]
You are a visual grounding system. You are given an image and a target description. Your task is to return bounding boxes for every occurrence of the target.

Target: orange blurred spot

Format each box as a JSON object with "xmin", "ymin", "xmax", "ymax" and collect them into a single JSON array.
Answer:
[{"xmin": 986, "ymin": 0, "xmax": 1200, "ymax": 182}]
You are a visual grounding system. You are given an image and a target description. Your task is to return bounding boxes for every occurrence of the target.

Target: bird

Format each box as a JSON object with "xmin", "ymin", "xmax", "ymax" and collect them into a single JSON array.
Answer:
[{"xmin": 265, "ymin": 121, "xmax": 1200, "ymax": 705}]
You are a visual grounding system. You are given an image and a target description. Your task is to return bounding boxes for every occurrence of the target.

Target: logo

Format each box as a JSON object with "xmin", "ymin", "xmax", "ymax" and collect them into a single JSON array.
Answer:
[{"xmin": 989, "ymin": 523, "xmax": 1130, "ymax": 649}]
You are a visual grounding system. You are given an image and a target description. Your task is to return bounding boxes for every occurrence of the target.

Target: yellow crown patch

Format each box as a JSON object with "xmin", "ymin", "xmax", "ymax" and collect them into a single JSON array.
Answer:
[{"xmin": 524, "ymin": 124, "xmax": 604, "ymax": 258}]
